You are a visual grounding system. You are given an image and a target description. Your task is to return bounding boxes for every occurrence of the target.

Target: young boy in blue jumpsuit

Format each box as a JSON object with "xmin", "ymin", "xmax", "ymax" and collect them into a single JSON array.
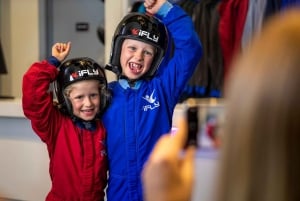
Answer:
[{"xmin": 102, "ymin": 0, "xmax": 202, "ymax": 200}]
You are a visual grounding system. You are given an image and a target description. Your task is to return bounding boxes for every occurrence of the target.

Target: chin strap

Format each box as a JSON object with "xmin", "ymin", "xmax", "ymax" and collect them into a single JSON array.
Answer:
[
  {"xmin": 72, "ymin": 115, "xmax": 97, "ymax": 131},
  {"xmin": 105, "ymin": 64, "xmax": 122, "ymax": 78},
  {"xmin": 105, "ymin": 63, "xmax": 138, "ymax": 86}
]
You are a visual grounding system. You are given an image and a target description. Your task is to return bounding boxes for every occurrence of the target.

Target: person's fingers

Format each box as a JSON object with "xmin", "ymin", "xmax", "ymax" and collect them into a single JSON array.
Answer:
[
  {"xmin": 144, "ymin": 0, "xmax": 156, "ymax": 9},
  {"xmin": 172, "ymin": 117, "xmax": 188, "ymax": 150},
  {"xmin": 147, "ymin": 134, "xmax": 172, "ymax": 162},
  {"xmin": 67, "ymin": 41, "xmax": 71, "ymax": 48},
  {"xmin": 180, "ymin": 146, "xmax": 196, "ymax": 194},
  {"xmin": 147, "ymin": 118, "xmax": 188, "ymax": 167},
  {"xmin": 64, "ymin": 42, "xmax": 71, "ymax": 53},
  {"xmin": 54, "ymin": 43, "xmax": 60, "ymax": 51}
]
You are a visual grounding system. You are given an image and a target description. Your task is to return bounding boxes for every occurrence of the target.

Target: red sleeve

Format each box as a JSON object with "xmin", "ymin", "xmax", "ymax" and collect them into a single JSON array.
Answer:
[{"xmin": 22, "ymin": 60, "xmax": 62, "ymax": 143}]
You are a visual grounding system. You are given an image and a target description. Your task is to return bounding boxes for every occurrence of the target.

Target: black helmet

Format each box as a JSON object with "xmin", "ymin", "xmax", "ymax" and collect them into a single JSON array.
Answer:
[
  {"xmin": 106, "ymin": 12, "xmax": 169, "ymax": 79},
  {"xmin": 54, "ymin": 57, "xmax": 111, "ymax": 118}
]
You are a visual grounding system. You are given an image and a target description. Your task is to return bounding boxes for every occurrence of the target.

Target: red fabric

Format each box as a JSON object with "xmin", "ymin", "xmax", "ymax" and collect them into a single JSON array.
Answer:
[
  {"xmin": 22, "ymin": 61, "xmax": 107, "ymax": 201},
  {"xmin": 218, "ymin": 0, "xmax": 249, "ymax": 80}
]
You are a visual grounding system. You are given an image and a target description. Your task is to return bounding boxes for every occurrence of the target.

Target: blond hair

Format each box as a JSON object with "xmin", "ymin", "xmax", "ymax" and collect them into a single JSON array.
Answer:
[{"xmin": 216, "ymin": 8, "xmax": 300, "ymax": 201}]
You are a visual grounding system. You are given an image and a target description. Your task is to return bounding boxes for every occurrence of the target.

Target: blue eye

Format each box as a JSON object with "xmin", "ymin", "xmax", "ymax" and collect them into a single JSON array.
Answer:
[
  {"xmin": 129, "ymin": 46, "xmax": 136, "ymax": 51},
  {"xmin": 90, "ymin": 93, "xmax": 99, "ymax": 98},
  {"xmin": 144, "ymin": 50, "xmax": 154, "ymax": 57},
  {"xmin": 75, "ymin": 95, "xmax": 84, "ymax": 100}
]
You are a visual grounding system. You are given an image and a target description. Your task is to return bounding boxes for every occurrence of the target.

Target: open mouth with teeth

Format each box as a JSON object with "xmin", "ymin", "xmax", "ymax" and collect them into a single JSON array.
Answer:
[
  {"xmin": 81, "ymin": 108, "xmax": 95, "ymax": 116},
  {"xmin": 129, "ymin": 62, "xmax": 143, "ymax": 74}
]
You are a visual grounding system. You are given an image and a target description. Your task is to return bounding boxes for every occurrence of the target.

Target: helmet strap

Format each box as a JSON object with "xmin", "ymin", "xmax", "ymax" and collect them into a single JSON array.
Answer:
[
  {"xmin": 105, "ymin": 64, "xmax": 122, "ymax": 77},
  {"xmin": 73, "ymin": 116, "xmax": 97, "ymax": 131}
]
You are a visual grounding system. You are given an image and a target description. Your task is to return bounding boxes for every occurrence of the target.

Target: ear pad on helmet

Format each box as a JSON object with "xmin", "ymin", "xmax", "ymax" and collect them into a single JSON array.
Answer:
[
  {"xmin": 99, "ymin": 87, "xmax": 112, "ymax": 115},
  {"xmin": 62, "ymin": 92, "xmax": 73, "ymax": 116}
]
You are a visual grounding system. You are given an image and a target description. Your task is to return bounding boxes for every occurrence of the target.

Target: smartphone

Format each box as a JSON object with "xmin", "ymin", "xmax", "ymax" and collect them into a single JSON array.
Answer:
[{"xmin": 184, "ymin": 104, "xmax": 199, "ymax": 148}]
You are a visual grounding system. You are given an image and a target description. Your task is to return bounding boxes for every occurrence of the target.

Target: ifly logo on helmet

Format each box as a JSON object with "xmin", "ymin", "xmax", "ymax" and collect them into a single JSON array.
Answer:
[
  {"xmin": 69, "ymin": 69, "xmax": 99, "ymax": 81},
  {"xmin": 131, "ymin": 28, "xmax": 159, "ymax": 42}
]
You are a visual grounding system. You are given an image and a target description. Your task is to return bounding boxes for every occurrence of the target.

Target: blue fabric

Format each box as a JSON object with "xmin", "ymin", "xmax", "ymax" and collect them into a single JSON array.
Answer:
[
  {"xmin": 119, "ymin": 79, "xmax": 142, "ymax": 90},
  {"xmin": 210, "ymin": 89, "xmax": 222, "ymax": 98},
  {"xmin": 157, "ymin": 1, "xmax": 173, "ymax": 18},
  {"xmin": 47, "ymin": 56, "xmax": 61, "ymax": 67},
  {"xmin": 281, "ymin": 0, "xmax": 300, "ymax": 9},
  {"xmin": 102, "ymin": 5, "xmax": 202, "ymax": 201},
  {"xmin": 137, "ymin": 4, "xmax": 146, "ymax": 13},
  {"xmin": 194, "ymin": 86, "xmax": 206, "ymax": 96},
  {"xmin": 136, "ymin": 1, "xmax": 173, "ymax": 16}
]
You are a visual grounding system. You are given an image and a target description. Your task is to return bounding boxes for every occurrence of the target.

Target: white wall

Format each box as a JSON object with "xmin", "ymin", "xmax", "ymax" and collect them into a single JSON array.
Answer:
[
  {"xmin": 1, "ymin": 17, "xmax": 42, "ymax": 200},
  {"xmin": 0, "ymin": 0, "xmax": 40, "ymax": 98},
  {"xmin": 0, "ymin": 100, "xmax": 50, "ymax": 200},
  {"xmin": 104, "ymin": 0, "xmax": 130, "ymax": 83},
  {"xmin": 0, "ymin": 139, "xmax": 50, "ymax": 201}
]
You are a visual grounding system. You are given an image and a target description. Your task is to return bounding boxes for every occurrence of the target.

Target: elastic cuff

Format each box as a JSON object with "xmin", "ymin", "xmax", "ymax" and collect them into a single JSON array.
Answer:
[
  {"xmin": 210, "ymin": 89, "xmax": 222, "ymax": 98},
  {"xmin": 157, "ymin": 1, "xmax": 173, "ymax": 18},
  {"xmin": 48, "ymin": 56, "xmax": 61, "ymax": 67}
]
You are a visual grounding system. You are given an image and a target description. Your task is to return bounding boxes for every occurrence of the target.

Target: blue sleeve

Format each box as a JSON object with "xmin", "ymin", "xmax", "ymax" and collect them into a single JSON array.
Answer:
[
  {"xmin": 156, "ymin": 1, "xmax": 173, "ymax": 18},
  {"xmin": 158, "ymin": 5, "xmax": 203, "ymax": 103},
  {"xmin": 47, "ymin": 56, "xmax": 61, "ymax": 67}
]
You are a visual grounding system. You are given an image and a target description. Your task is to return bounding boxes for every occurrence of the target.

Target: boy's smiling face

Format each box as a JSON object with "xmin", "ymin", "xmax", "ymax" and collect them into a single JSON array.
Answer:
[
  {"xmin": 120, "ymin": 39, "xmax": 156, "ymax": 80},
  {"xmin": 67, "ymin": 80, "xmax": 101, "ymax": 121}
]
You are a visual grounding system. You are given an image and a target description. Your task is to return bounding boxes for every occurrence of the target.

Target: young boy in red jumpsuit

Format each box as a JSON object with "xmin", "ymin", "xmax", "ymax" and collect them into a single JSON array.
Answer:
[{"xmin": 22, "ymin": 42, "xmax": 110, "ymax": 201}]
